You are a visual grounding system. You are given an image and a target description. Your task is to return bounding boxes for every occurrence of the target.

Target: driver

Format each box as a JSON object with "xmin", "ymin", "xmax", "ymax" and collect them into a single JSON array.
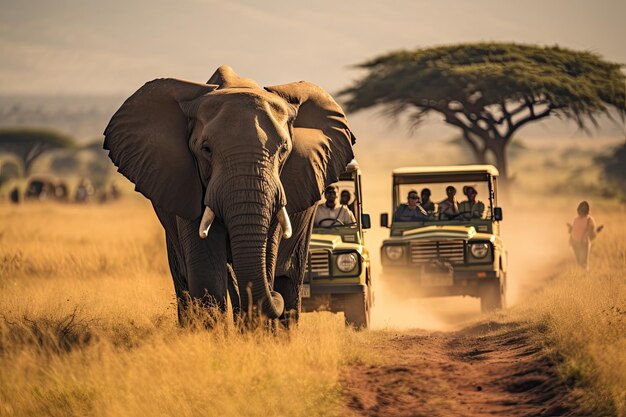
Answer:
[
  {"xmin": 393, "ymin": 190, "xmax": 429, "ymax": 222},
  {"xmin": 314, "ymin": 185, "xmax": 356, "ymax": 226},
  {"xmin": 458, "ymin": 186, "xmax": 485, "ymax": 219}
]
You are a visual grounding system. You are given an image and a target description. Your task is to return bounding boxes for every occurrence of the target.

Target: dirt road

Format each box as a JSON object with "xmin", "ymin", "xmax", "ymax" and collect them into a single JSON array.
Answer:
[{"xmin": 341, "ymin": 321, "xmax": 575, "ymax": 417}]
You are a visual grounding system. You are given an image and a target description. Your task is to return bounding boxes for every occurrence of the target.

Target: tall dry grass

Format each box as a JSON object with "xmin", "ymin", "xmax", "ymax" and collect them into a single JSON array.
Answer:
[
  {"xmin": 504, "ymin": 208, "xmax": 626, "ymax": 416},
  {"xmin": 0, "ymin": 200, "xmax": 373, "ymax": 417},
  {"xmin": 1, "ymin": 193, "xmax": 625, "ymax": 415}
]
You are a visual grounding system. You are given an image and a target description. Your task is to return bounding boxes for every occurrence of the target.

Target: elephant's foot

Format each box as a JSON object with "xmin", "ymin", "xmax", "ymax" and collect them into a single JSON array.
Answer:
[
  {"xmin": 177, "ymin": 292, "xmax": 229, "ymax": 329},
  {"xmin": 279, "ymin": 309, "xmax": 300, "ymax": 329},
  {"xmin": 273, "ymin": 275, "xmax": 301, "ymax": 329}
]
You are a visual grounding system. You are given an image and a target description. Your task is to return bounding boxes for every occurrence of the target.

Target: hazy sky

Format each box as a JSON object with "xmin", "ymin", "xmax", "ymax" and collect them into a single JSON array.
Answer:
[{"xmin": 1, "ymin": 0, "xmax": 625, "ymax": 96}]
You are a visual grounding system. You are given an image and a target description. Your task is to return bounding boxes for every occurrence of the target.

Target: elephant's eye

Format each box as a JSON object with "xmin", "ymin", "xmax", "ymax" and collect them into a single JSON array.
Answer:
[
  {"xmin": 280, "ymin": 143, "xmax": 289, "ymax": 154},
  {"xmin": 202, "ymin": 143, "xmax": 212, "ymax": 154}
]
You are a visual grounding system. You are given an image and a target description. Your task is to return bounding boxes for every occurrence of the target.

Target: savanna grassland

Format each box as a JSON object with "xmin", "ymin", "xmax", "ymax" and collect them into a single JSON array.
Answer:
[
  {"xmin": 508, "ymin": 208, "xmax": 626, "ymax": 416},
  {"xmin": 0, "ymin": 199, "xmax": 376, "ymax": 417},
  {"xmin": 1, "ymin": 179, "xmax": 625, "ymax": 415}
]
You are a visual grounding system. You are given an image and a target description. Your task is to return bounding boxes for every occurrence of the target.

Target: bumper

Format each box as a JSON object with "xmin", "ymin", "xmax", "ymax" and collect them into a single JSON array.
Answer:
[
  {"xmin": 307, "ymin": 283, "xmax": 367, "ymax": 295},
  {"xmin": 381, "ymin": 266, "xmax": 501, "ymax": 298},
  {"xmin": 300, "ymin": 283, "xmax": 368, "ymax": 313}
]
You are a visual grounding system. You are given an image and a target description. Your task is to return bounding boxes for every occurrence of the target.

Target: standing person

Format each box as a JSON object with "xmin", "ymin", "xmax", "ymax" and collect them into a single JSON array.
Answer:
[
  {"xmin": 393, "ymin": 190, "xmax": 429, "ymax": 222},
  {"xmin": 438, "ymin": 186, "xmax": 459, "ymax": 219},
  {"xmin": 314, "ymin": 185, "xmax": 356, "ymax": 226},
  {"xmin": 567, "ymin": 201, "xmax": 602, "ymax": 270},
  {"xmin": 420, "ymin": 188, "xmax": 436, "ymax": 215},
  {"xmin": 458, "ymin": 186, "xmax": 485, "ymax": 219}
]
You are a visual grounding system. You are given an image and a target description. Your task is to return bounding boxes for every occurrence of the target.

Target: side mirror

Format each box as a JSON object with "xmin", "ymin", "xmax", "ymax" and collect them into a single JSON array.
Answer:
[
  {"xmin": 361, "ymin": 213, "xmax": 371, "ymax": 229},
  {"xmin": 494, "ymin": 207, "xmax": 503, "ymax": 221},
  {"xmin": 380, "ymin": 213, "xmax": 389, "ymax": 228}
]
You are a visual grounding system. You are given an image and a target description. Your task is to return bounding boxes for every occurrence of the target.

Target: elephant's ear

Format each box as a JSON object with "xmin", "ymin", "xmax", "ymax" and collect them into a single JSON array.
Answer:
[
  {"xmin": 104, "ymin": 79, "xmax": 217, "ymax": 219},
  {"xmin": 265, "ymin": 82, "xmax": 356, "ymax": 214}
]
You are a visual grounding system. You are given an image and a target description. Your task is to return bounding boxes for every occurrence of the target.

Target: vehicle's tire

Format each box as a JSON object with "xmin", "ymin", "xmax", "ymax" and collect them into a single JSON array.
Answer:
[
  {"xmin": 499, "ymin": 270, "xmax": 507, "ymax": 309},
  {"xmin": 344, "ymin": 289, "xmax": 370, "ymax": 329},
  {"xmin": 480, "ymin": 281, "xmax": 503, "ymax": 313}
]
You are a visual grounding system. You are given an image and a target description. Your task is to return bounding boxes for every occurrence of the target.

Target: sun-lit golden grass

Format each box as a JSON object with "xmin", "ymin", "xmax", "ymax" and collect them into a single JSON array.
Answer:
[
  {"xmin": 0, "ymin": 199, "xmax": 380, "ymax": 417},
  {"xmin": 502, "ymin": 208, "xmax": 626, "ymax": 416},
  {"xmin": 0, "ymin": 311, "xmax": 352, "ymax": 417},
  {"xmin": 1, "ymin": 176, "xmax": 625, "ymax": 415}
]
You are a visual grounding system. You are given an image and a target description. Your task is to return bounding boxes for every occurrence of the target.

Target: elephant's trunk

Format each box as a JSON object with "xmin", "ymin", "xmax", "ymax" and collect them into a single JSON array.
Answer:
[
  {"xmin": 216, "ymin": 174, "xmax": 285, "ymax": 319},
  {"xmin": 229, "ymin": 222, "xmax": 284, "ymax": 319}
]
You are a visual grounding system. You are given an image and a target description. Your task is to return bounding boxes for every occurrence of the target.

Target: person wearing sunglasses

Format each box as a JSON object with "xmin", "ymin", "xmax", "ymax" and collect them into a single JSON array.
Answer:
[
  {"xmin": 314, "ymin": 184, "xmax": 356, "ymax": 226},
  {"xmin": 393, "ymin": 190, "xmax": 429, "ymax": 222}
]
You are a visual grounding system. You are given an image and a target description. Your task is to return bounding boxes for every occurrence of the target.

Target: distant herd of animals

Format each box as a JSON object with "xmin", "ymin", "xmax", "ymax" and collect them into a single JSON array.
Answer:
[{"xmin": 0, "ymin": 173, "xmax": 121, "ymax": 204}]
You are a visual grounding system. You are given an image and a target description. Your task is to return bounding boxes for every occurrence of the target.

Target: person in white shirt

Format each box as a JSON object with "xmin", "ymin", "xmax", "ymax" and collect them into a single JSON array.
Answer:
[
  {"xmin": 458, "ymin": 185, "xmax": 485, "ymax": 219},
  {"xmin": 314, "ymin": 185, "xmax": 356, "ymax": 226}
]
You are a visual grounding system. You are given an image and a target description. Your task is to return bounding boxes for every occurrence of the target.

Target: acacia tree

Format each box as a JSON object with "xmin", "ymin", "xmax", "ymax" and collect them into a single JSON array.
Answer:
[
  {"xmin": 0, "ymin": 128, "xmax": 75, "ymax": 175},
  {"xmin": 340, "ymin": 43, "xmax": 626, "ymax": 183}
]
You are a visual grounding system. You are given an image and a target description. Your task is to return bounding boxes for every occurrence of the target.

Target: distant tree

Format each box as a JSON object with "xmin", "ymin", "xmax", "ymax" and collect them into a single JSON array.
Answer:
[
  {"xmin": 0, "ymin": 155, "xmax": 24, "ymax": 183},
  {"xmin": 81, "ymin": 139, "xmax": 107, "ymax": 152},
  {"xmin": 340, "ymin": 43, "xmax": 626, "ymax": 184},
  {"xmin": 50, "ymin": 154, "xmax": 79, "ymax": 174},
  {"xmin": 81, "ymin": 138, "xmax": 114, "ymax": 186},
  {"xmin": 0, "ymin": 128, "xmax": 75, "ymax": 175},
  {"xmin": 598, "ymin": 141, "xmax": 626, "ymax": 199}
]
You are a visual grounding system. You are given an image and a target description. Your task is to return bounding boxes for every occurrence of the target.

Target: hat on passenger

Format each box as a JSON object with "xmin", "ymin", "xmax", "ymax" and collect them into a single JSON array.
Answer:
[
  {"xmin": 324, "ymin": 184, "xmax": 339, "ymax": 194},
  {"xmin": 463, "ymin": 185, "xmax": 477, "ymax": 196}
]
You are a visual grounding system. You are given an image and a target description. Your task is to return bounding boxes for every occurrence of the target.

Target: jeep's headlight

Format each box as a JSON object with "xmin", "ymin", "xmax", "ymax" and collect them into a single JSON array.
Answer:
[
  {"xmin": 336, "ymin": 253, "xmax": 358, "ymax": 272},
  {"xmin": 470, "ymin": 243, "xmax": 490, "ymax": 259},
  {"xmin": 384, "ymin": 246, "xmax": 404, "ymax": 261}
]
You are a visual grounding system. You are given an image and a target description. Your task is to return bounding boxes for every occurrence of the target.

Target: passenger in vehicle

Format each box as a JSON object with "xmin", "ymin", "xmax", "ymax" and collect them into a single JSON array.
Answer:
[
  {"xmin": 393, "ymin": 190, "xmax": 429, "ymax": 222},
  {"xmin": 340, "ymin": 190, "xmax": 356, "ymax": 215},
  {"xmin": 438, "ymin": 186, "xmax": 459, "ymax": 219},
  {"xmin": 314, "ymin": 185, "xmax": 356, "ymax": 226},
  {"xmin": 420, "ymin": 188, "xmax": 436, "ymax": 216},
  {"xmin": 458, "ymin": 186, "xmax": 485, "ymax": 219}
]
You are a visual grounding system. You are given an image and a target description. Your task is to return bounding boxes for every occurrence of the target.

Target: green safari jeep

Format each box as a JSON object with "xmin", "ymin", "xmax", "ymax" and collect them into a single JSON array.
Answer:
[
  {"xmin": 301, "ymin": 160, "xmax": 373, "ymax": 328},
  {"xmin": 380, "ymin": 165, "xmax": 507, "ymax": 312}
]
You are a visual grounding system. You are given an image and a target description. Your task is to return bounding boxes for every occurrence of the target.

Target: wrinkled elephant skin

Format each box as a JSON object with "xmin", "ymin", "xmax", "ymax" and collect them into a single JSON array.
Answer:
[{"xmin": 103, "ymin": 66, "xmax": 356, "ymax": 323}]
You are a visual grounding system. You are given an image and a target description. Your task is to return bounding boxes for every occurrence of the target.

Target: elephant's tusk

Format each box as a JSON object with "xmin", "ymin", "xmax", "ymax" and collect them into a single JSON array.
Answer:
[
  {"xmin": 277, "ymin": 206, "xmax": 292, "ymax": 239},
  {"xmin": 199, "ymin": 206, "xmax": 215, "ymax": 238}
]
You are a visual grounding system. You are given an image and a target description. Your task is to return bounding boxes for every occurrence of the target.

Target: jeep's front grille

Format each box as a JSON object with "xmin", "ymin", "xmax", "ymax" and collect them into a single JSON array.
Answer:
[
  {"xmin": 410, "ymin": 240, "xmax": 465, "ymax": 264},
  {"xmin": 305, "ymin": 250, "xmax": 330, "ymax": 281}
]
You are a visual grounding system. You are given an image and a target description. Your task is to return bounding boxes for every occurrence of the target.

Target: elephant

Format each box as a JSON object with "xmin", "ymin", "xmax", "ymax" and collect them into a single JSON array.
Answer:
[{"xmin": 103, "ymin": 66, "xmax": 356, "ymax": 324}]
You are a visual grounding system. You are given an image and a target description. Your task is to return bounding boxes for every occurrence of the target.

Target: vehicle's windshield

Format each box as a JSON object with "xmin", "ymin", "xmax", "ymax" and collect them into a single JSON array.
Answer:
[
  {"xmin": 314, "ymin": 179, "xmax": 358, "ymax": 228},
  {"xmin": 394, "ymin": 180, "xmax": 494, "ymax": 222}
]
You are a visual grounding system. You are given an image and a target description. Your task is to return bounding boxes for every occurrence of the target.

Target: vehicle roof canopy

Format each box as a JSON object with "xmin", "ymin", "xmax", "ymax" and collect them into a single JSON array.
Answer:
[
  {"xmin": 339, "ymin": 159, "xmax": 360, "ymax": 180},
  {"xmin": 393, "ymin": 165, "xmax": 499, "ymax": 184}
]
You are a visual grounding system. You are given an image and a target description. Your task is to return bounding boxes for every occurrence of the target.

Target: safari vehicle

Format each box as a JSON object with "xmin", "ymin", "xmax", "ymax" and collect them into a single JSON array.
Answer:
[
  {"xmin": 380, "ymin": 165, "xmax": 507, "ymax": 312},
  {"xmin": 301, "ymin": 160, "xmax": 373, "ymax": 328}
]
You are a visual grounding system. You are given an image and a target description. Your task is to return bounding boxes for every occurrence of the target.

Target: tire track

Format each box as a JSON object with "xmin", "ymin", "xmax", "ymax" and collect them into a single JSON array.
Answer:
[{"xmin": 341, "ymin": 322, "xmax": 577, "ymax": 417}]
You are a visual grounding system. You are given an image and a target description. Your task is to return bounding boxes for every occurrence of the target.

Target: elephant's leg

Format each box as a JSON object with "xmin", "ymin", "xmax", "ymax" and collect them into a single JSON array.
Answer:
[
  {"xmin": 176, "ymin": 216, "xmax": 229, "ymax": 313},
  {"xmin": 153, "ymin": 205, "xmax": 190, "ymax": 323},
  {"xmin": 275, "ymin": 207, "xmax": 316, "ymax": 326},
  {"xmin": 165, "ymin": 238, "xmax": 191, "ymax": 322}
]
